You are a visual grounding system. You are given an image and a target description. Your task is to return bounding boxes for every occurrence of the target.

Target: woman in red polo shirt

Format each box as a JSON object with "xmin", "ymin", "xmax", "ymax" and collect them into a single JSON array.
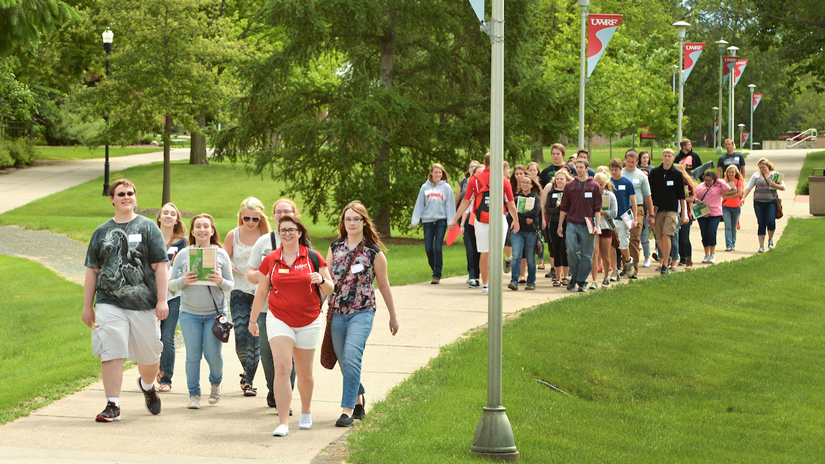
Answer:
[{"xmin": 249, "ymin": 216, "xmax": 333, "ymax": 437}]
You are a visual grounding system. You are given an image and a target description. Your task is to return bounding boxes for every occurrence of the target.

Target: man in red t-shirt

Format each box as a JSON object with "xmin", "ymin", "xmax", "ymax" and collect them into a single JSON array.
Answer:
[{"xmin": 449, "ymin": 153, "xmax": 519, "ymax": 293}]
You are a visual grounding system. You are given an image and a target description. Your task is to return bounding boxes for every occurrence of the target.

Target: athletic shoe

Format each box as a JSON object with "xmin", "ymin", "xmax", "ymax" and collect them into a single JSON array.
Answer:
[
  {"xmin": 545, "ymin": 271, "xmax": 554, "ymax": 278},
  {"xmin": 188, "ymin": 395, "xmax": 200, "ymax": 409},
  {"xmin": 209, "ymin": 384, "xmax": 221, "ymax": 405},
  {"xmin": 642, "ymin": 258, "xmax": 651, "ymax": 268},
  {"xmin": 273, "ymin": 425, "xmax": 289, "ymax": 437},
  {"xmin": 504, "ymin": 257, "xmax": 512, "ymax": 274},
  {"xmin": 625, "ymin": 260, "xmax": 635, "ymax": 278},
  {"xmin": 578, "ymin": 284, "xmax": 588, "ymax": 293},
  {"xmin": 588, "ymin": 281, "xmax": 599, "ymax": 290},
  {"xmin": 138, "ymin": 378, "xmax": 161, "ymax": 415},
  {"xmin": 267, "ymin": 391, "xmax": 276, "ymax": 408},
  {"xmin": 610, "ymin": 270, "xmax": 620, "ymax": 282},
  {"xmin": 629, "ymin": 274, "xmax": 639, "ymax": 280},
  {"xmin": 567, "ymin": 281, "xmax": 577, "ymax": 292},
  {"xmin": 466, "ymin": 278, "xmax": 472, "ymax": 284},
  {"xmin": 602, "ymin": 276, "xmax": 610, "ymax": 286},
  {"xmin": 299, "ymin": 413, "xmax": 313, "ymax": 430},
  {"xmin": 525, "ymin": 283, "xmax": 536, "ymax": 291},
  {"xmin": 758, "ymin": 246, "xmax": 765, "ymax": 253},
  {"xmin": 469, "ymin": 280, "xmax": 480, "ymax": 288},
  {"xmin": 708, "ymin": 253, "xmax": 715, "ymax": 264},
  {"xmin": 507, "ymin": 282, "xmax": 518, "ymax": 291},
  {"xmin": 702, "ymin": 255, "xmax": 710, "ymax": 263},
  {"xmin": 96, "ymin": 401, "xmax": 121, "ymax": 422},
  {"xmin": 768, "ymin": 239, "xmax": 774, "ymax": 249},
  {"xmin": 336, "ymin": 414, "xmax": 354, "ymax": 427},
  {"xmin": 431, "ymin": 278, "xmax": 440, "ymax": 284},
  {"xmin": 482, "ymin": 285, "xmax": 489, "ymax": 294},
  {"xmin": 660, "ymin": 267, "xmax": 669, "ymax": 275}
]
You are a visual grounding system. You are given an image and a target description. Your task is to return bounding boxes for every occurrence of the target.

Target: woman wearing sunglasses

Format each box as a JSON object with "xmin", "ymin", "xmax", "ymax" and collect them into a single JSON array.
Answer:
[
  {"xmin": 249, "ymin": 215, "xmax": 333, "ymax": 437},
  {"xmin": 224, "ymin": 197, "xmax": 271, "ymax": 397}
]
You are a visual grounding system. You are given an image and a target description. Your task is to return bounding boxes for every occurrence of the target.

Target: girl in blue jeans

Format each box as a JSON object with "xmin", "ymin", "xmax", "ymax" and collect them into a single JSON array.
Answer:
[
  {"xmin": 742, "ymin": 158, "xmax": 786, "ymax": 253},
  {"xmin": 328, "ymin": 201, "xmax": 399, "ymax": 427},
  {"xmin": 168, "ymin": 214, "xmax": 234, "ymax": 409},
  {"xmin": 411, "ymin": 164, "xmax": 456, "ymax": 284},
  {"xmin": 508, "ymin": 176, "xmax": 542, "ymax": 290},
  {"xmin": 155, "ymin": 203, "xmax": 187, "ymax": 392}
]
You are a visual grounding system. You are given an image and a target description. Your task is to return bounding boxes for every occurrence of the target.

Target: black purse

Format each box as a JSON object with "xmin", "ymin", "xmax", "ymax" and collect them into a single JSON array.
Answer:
[{"xmin": 208, "ymin": 286, "xmax": 233, "ymax": 343}]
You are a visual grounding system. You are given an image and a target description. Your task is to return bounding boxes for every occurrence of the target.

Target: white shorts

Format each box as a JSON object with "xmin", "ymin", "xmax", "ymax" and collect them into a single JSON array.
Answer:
[
  {"xmin": 92, "ymin": 304, "xmax": 162, "ymax": 365},
  {"xmin": 266, "ymin": 311, "xmax": 323, "ymax": 350},
  {"xmin": 474, "ymin": 217, "xmax": 508, "ymax": 253},
  {"xmin": 614, "ymin": 219, "xmax": 631, "ymax": 250}
]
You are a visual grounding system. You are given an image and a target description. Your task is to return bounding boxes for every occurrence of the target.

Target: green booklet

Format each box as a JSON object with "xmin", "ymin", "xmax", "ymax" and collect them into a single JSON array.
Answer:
[
  {"xmin": 517, "ymin": 196, "xmax": 535, "ymax": 213},
  {"xmin": 771, "ymin": 172, "xmax": 784, "ymax": 189},
  {"xmin": 190, "ymin": 246, "xmax": 217, "ymax": 286},
  {"xmin": 602, "ymin": 194, "xmax": 611, "ymax": 211},
  {"xmin": 692, "ymin": 201, "xmax": 710, "ymax": 219}
]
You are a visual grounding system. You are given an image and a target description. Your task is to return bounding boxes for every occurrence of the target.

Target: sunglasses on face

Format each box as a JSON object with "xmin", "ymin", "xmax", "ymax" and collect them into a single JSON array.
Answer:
[
  {"xmin": 115, "ymin": 191, "xmax": 135, "ymax": 197},
  {"xmin": 243, "ymin": 216, "xmax": 260, "ymax": 223}
]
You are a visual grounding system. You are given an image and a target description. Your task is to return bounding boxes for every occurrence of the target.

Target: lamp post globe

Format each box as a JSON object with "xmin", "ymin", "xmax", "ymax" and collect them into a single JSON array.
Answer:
[
  {"xmin": 673, "ymin": 21, "xmax": 690, "ymax": 144},
  {"xmin": 101, "ymin": 28, "xmax": 113, "ymax": 196},
  {"xmin": 714, "ymin": 39, "xmax": 728, "ymax": 153}
]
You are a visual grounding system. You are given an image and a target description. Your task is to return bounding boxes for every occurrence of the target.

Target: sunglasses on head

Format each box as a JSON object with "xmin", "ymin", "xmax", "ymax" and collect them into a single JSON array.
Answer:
[
  {"xmin": 243, "ymin": 216, "xmax": 260, "ymax": 223},
  {"xmin": 115, "ymin": 191, "xmax": 135, "ymax": 197}
]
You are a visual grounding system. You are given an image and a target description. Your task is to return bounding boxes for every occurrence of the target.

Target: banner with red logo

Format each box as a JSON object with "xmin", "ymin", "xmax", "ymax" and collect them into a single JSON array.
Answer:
[
  {"xmin": 587, "ymin": 14, "xmax": 623, "ymax": 78},
  {"xmin": 742, "ymin": 132, "xmax": 750, "ymax": 146},
  {"xmin": 732, "ymin": 59, "xmax": 748, "ymax": 88},
  {"xmin": 753, "ymin": 93, "xmax": 763, "ymax": 112},
  {"xmin": 715, "ymin": 119, "xmax": 719, "ymax": 134},
  {"xmin": 722, "ymin": 56, "xmax": 737, "ymax": 85},
  {"xmin": 683, "ymin": 42, "xmax": 705, "ymax": 83}
]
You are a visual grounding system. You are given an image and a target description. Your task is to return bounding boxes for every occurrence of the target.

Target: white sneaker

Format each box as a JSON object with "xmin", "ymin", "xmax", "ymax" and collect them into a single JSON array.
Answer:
[
  {"xmin": 625, "ymin": 260, "xmax": 635, "ymax": 278},
  {"xmin": 768, "ymin": 239, "xmax": 774, "ymax": 249},
  {"xmin": 588, "ymin": 281, "xmax": 599, "ymax": 290},
  {"xmin": 482, "ymin": 285, "xmax": 489, "ymax": 294},
  {"xmin": 701, "ymin": 255, "xmax": 710, "ymax": 263},
  {"xmin": 208, "ymin": 384, "xmax": 221, "ymax": 404},
  {"xmin": 642, "ymin": 258, "xmax": 651, "ymax": 268},
  {"xmin": 708, "ymin": 253, "xmax": 715, "ymax": 264},
  {"xmin": 273, "ymin": 424, "xmax": 289, "ymax": 437},
  {"xmin": 758, "ymin": 246, "xmax": 765, "ymax": 253},
  {"xmin": 299, "ymin": 413, "xmax": 312, "ymax": 430},
  {"xmin": 188, "ymin": 395, "xmax": 200, "ymax": 409}
]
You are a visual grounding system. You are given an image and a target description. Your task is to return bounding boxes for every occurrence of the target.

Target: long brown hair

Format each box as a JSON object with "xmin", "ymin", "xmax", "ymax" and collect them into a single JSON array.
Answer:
[
  {"xmin": 277, "ymin": 215, "xmax": 312, "ymax": 248},
  {"xmin": 188, "ymin": 214, "xmax": 223, "ymax": 248},
  {"xmin": 337, "ymin": 201, "xmax": 386, "ymax": 251},
  {"xmin": 156, "ymin": 202, "xmax": 186, "ymax": 241}
]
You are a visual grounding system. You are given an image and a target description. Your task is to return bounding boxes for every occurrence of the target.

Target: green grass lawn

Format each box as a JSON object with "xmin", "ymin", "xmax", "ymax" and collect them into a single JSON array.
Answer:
[
  {"xmin": 0, "ymin": 160, "xmax": 468, "ymax": 286},
  {"xmin": 0, "ymin": 255, "xmax": 101, "ymax": 424},
  {"xmin": 347, "ymin": 217, "xmax": 825, "ymax": 463},
  {"xmin": 795, "ymin": 150, "xmax": 825, "ymax": 195},
  {"xmin": 35, "ymin": 146, "xmax": 163, "ymax": 160}
]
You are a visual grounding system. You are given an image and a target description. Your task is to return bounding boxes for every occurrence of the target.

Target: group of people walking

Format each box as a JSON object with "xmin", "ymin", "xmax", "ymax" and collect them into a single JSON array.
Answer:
[
  {"xmin": 410, "ymin": 140, "xmax": 785, "ymax": 293},
  {"xmin": 83, "ymin": 179, "xmax": 398, "ymax": 438}
]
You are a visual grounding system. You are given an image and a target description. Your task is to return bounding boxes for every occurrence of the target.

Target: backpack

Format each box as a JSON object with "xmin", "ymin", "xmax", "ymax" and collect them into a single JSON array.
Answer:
[
  {"xmin": 474, "ymin": 177, "xmax": 491, "ymax": 223},
  {"xmin": 267, "ymin": 234, "xmax": 323, "ymax": 308}
]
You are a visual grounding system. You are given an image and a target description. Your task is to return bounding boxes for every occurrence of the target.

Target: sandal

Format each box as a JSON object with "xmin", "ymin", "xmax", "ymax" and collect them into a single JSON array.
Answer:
[
  {"xmin": 552, "ymin": 279, "xmax": 561, "ymax": 287},
  {"xmin": 518, "ymin": 278, "xmax": 527, "ymax": 284},
  {"xmin": 561, "ymin": 278, "xmax": 570, "ymax": 286},
  {"xmin": 685, "ymin": 260, "xmax": 693, "ymax": 269},
  {"xmin": 243, "ymin": 384, "xmax": 258, "ymax": 397},
  {"xmin": 537, "ymin": 263, "xmax": 545, "ymax": 270},
  {"xmin": 158, "ymin": 383, "xmax": 171, "ymax": 392}
]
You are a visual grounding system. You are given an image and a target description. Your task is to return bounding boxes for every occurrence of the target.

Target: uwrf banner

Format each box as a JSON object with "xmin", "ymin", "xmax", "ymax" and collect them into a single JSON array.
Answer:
[
  {"xmin": 753, "ymin": 93, "xmax": 763, "ymax": 112},
  {"xmin": 587, "ymin": 14, "xmax": 622, "ymax": 78},
  {"xmin": 722, "ymin": 56, "xmax": 737, "ymax": 85},
  {"xmin": 683, "ymin": 42, "xmax": 705, "ymax": 83},
  {"xmin": 733, "ymin": 59, "xmax": 748, "ymax": 88},
  {"xmin": 742, "ymin": 132, "xmax": 750, "ymax": 146}
]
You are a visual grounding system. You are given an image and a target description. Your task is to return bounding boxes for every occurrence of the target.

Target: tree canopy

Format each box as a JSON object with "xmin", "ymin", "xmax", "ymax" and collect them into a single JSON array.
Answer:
[{"xmin": 0, "ymin": 0, "xmax": 78, "ymax": 57}]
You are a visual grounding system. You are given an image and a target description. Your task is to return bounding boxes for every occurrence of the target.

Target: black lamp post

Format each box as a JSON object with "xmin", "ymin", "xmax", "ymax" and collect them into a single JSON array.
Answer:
[{"xmin": 102, "ymin": 28, "xmax": 113, "ymax": 196}]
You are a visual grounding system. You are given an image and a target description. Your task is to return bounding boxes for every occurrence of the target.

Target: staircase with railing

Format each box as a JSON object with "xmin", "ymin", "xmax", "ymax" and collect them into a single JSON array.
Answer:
[{"xmin": 786, "ymin": 129, "xmax": 818, "ymax": 148}]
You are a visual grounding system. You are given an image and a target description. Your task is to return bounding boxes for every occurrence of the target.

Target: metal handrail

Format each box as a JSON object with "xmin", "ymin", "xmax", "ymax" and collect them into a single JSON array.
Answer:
[{"xmin": 786, "ymin": 128, "xmax": 818, "ymax": 148}]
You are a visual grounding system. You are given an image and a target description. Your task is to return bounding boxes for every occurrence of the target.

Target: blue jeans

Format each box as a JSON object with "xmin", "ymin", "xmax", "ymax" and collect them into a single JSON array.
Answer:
[
  {"xmin": 678, "ymin": 220, "xmax": 692, "ymax": 261},
  {"xmin": 510, "ymin": 230, "xmax": 537, "ymax": 284},
  {"xmin": 753, "ymin": 200, "xmax": 777, "ymax": 236},
  {"xmin": 258, "ymin": 311, "xmax": 295, "ymax": 395},
  {"xmin": 722, "ymin": 205, "xmax": 741, "ymax": 249},
  {"xmin": 698, "ymin": 216, "xmax": 722, "ymax": 247},
  {"xmin": 179, "ymin": 311, "xmax": 224, "ymax": 397},
  {"xmin": 230, "ymin": 290, "xmax": 260, "ymax": 385},
  {"xmin": 423, "ymin": 219, "xmax": 447, "ymax": 279},
  {"xmin": 159, "ymin": 297, "xmax": 180, "ymax": 385},
  {"xmin": 331, "ymin": 310, "xmax": 374, "ymax": 409},
  {"xmin": 464, "ymin": 223, "xmax": 480, "ymax": 280},
  {"xmin": 565, "ymin": 223, "xmax": 595, "ymax": 286}
]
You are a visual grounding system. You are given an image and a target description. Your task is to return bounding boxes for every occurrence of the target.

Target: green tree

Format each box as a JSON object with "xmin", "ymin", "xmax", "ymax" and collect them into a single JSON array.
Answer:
[
  {"xmin": 0, "ymin": 0, "xmax": 78, "ymax": 57},
  {"xmin": 0, "ymin": 57, "xmax": 35, "ymax": 120},
  {"xmin": 214, "ymin": 0, "xmax": 547, "ymax": 236}
]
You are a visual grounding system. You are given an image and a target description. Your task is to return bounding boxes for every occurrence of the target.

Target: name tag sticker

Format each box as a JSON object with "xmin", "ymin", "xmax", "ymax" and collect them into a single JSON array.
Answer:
[
  {"xmin": 552, "ymin": 193, "xmax": 559, "ymax": 199},
  {"xmin": 618, "ymin": 185, "xmax": 626, "ymax": 190},
  {"xmin": 632, "ymin": 179, "xmax": 640, "ymax": 185},
  {"xmin": 666, "ymin": 180, "xmax": 674, "ymax": 186},
  {"xmin": 584, "ymin": 192, "xmax": 593, "ymax": 198},
  {"xmin": 351, "ymin": 263, "xmax": 365, "ymax": 274},
  {"xmin": 128, "ymin": 234, "xmax": 142, "ymax": 243},
  {"xmin": 278, "ymin": 268, "xmax": 290, "ymax": 274}
]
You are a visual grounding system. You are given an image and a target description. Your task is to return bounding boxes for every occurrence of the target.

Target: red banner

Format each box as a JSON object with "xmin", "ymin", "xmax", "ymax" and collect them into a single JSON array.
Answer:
[
  {"xmin": 722, "ymin": 56, "xmax": 737, "ymax": 85},
  {"xmin": 733, "ymin": 59, "xmax": 748, "ymax": 88},
  {"xmin": 587, "ymin": 14, "xmax": 623, "ymax": 78},
  {"xmin": 753, "ymin": 93, "xmax": 763, "ymax": 112},
  {"xmin": 683, "ymin": 43, "xmax": 705, "ymax": 83}
]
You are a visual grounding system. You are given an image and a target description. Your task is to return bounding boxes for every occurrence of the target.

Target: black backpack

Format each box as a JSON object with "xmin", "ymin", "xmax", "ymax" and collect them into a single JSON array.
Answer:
[
  {"xmin": 268, "ymin": 231, "xmax": 322, "ymax": 306},
  {"xmin": 474, "ymin": 177, "xmax": 491, "ymax": 223}
]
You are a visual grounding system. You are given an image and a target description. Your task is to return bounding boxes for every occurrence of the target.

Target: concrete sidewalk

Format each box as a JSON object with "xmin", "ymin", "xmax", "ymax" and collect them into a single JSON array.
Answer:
[{"xmin": 0, "ymin": 149, "xmax": 815, "ymax": 463}]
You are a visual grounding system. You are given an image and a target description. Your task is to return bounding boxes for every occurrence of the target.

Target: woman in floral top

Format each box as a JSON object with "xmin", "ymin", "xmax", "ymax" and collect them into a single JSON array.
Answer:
[{"xmin": 326, "ymin": 201, "xmax": 399, "ymax": 427}]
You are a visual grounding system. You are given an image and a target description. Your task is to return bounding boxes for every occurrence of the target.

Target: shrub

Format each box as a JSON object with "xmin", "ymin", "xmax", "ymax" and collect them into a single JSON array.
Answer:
[
  {"xmin": 2, "ymin": 138, "xmax": 38, "ymax": 166},
  {"xmin": 0, "ymin": 142, "xmax": 13, "ymax": 168},
  {"xmin": 42, "ymin": 105, "xmax": 104, "ymax": 146}
]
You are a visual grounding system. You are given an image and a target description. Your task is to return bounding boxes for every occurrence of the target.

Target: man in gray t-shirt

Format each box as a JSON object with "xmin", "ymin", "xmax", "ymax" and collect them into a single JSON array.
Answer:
[
  {"xmin": 717, "ymin": 139, "xmax": 746, "ymax": 178},
  {"xmin": 621, "ymin": 149, "xmax": 655, "ymax": 275},
  {"xmin": 82, "ymin": 179, "xmax": 168, "ymax": 423}
]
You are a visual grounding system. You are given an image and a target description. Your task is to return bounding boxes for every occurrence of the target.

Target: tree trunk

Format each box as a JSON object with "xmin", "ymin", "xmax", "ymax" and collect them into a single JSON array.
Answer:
[
  {"xmin": 190, "ymin": 114, "xmax": 208, "ymax": 165},
  {"xmin": 531, "ymin": 133, "xmax": 545, "ymax": 163},
  {"xmin": 162, "ymin": 114, "xmax": 172, "ymax": 205},
  {"xmin": 374, "ymin": 18, "xmax": 397, "ymax": 238}
]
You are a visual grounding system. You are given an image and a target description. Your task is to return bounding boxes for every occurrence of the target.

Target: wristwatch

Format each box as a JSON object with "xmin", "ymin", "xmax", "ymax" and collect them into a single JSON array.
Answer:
[{"xmin": 320, "ymin": 275, "xmax": 326, "ymax": 285}]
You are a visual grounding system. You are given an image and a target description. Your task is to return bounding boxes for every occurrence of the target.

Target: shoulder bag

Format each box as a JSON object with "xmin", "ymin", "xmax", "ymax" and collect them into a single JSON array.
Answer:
[{"xmin": 761, "ymin": 173, "xmax": 783, "ymax": 219}]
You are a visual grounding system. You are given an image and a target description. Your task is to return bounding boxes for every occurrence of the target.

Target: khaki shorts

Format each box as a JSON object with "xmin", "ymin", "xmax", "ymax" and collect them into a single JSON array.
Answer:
[
  {"xmin": 653, "ymin": 210, "xmax": 679, "ymax": 238},
  {"xmin": 92, "ymin": 304, "xmax": 162, "ymax": 365},
  {"xmin": 266, "ymin": 311, "xmax": 323, "ymax": 350}
]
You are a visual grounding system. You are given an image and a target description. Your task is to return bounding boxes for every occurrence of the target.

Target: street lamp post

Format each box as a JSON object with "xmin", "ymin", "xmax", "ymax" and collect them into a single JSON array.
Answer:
[
  {"xmin": 577, "ymin": 0, "xmax": 589, "ymax": 150},
  {"xmin": 727, "ymin": 46, "xmax": 738, "ymax": 142},
  {"xmin": 712, "ymin": 106, "xmax": 719, "ymax": 150},
  {"xmin": 748, "ymin": 84, "xmax": 756, "ymax": 151},
  {"xmin": 738, "ymin": 123, "xmax": 746, "ymax": 148},
  {"xmin": 671, "ymin": 65, "xmax": 678, "ymax": 93},
  {"xmin": 715, "ymin": 39, "xmax": 728, "ymax": 154},
  {"xmin": 673, "ymin": 21, "xmax": 690, "ymax": 144},
  {"xmin": 101, "ymin": 28, "xmax": 113, "ymax": 196}
]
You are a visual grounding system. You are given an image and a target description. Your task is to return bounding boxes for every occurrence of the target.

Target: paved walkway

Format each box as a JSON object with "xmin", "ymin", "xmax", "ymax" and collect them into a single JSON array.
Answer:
[{"xmin": 0, "ymin": 149, "xmax": 816, "ymax": 463}]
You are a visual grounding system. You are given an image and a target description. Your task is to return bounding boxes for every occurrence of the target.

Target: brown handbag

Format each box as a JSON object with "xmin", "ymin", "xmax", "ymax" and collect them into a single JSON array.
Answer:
[{"xmin": 320, "ymin": 240, "xmax": 364, "ymax": 370}]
